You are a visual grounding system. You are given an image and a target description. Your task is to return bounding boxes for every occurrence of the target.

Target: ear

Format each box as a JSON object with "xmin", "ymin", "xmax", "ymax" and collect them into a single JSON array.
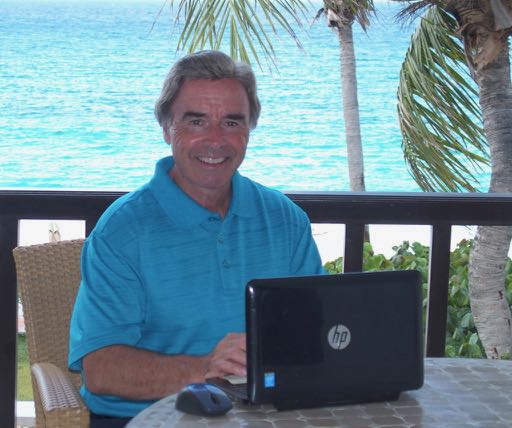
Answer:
[{"xmin": 163, "ymin": 127, "xmax": 172, "ymax": 146}]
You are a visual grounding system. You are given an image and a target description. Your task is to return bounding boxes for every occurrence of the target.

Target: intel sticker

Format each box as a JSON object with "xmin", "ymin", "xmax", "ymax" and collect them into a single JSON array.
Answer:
[{"xmin": 264, "ymin": 372, "xmax": 276, "ymax": 388}]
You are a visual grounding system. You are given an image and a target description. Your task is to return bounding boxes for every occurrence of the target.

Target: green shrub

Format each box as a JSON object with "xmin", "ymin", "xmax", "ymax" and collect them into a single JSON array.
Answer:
[
  {"xmin": 17, "ymin": 334, "xmax": 33, "ymax": 400},
  {"xmin": 324, "ymin": 239, "xmax": 512, "ymax": 358}
]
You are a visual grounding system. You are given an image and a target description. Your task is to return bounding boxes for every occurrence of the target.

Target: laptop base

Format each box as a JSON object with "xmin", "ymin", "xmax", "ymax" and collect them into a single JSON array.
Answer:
[
  {"xmin": 272, "ymin": 392, "xmax": 401, "ymax": 411},
  {"xmin": 207, "ymin": 377, "xmax": 402, "ymax": 410},
  {"xmin": 206, "ymin": 377, "xmax": 249, "ymax": 403}
]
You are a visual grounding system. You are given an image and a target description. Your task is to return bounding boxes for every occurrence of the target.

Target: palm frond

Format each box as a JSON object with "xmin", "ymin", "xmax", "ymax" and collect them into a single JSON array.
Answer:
[
  {"xmin": 169, "ymin": 0, "xmax": 309, "ymax": 69},
  {"xmin": 397, "ymin": 6, "xmax": 489, "ymax": 192},
  {"xmin": 322, "ymin": 0, "xmax": 376, "ymax": 31},
  {"xmin": 392, "ymin": 0, "xmax": 434, "ymax": 26}
]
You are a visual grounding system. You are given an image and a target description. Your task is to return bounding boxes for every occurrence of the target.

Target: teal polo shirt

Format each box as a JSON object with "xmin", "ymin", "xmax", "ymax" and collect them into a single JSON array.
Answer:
[{"xmin": 68, "ymin": 156, "xmax": 324, "ymax": 417}]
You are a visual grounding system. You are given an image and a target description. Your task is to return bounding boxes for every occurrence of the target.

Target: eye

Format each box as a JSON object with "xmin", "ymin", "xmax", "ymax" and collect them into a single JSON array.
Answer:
[
  {"xmin": 190, "ymin": 118, "xmax": 204, "ymax": 126},
  {"xmin": 225, "ymin": 120, "xmax": 239, "ymax": 127}
]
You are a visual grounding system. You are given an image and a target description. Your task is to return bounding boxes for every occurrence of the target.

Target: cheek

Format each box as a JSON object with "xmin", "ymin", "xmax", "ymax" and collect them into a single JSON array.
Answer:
[
  {"xmin": 231, "ymin": 132, "xmax": 249, "ymax": 150},
  {"xmin": 168, "ymin": 129, "xmax": 189, "ymax": 152}
]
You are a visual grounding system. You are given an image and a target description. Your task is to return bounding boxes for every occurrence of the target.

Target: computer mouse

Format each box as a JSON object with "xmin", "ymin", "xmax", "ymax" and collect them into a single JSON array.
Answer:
[{"xmin": 175, "ymin": 383, "xmax": 232, "ymax": 416}]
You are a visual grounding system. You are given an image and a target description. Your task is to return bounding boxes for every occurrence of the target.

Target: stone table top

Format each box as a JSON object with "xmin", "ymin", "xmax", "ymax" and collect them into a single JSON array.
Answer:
[{"xmin": 127, "ymin": 358, "xmax": 512, "ymax": 428}]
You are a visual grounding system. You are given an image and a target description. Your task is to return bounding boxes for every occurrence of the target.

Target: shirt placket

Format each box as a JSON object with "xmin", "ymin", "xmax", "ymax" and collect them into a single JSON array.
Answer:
[{"xmin": 202, "ymin": 215, "xmax": 233, "ymax": 288}]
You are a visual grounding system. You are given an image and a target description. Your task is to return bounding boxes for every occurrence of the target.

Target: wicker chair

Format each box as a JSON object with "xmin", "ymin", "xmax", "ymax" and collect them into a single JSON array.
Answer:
[{"xmin": 13, "ymin": 239, "xmax": 89, "ymax": 428}]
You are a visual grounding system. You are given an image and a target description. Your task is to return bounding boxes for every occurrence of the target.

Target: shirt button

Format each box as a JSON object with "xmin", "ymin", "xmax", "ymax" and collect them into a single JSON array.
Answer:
[
  {"xmin": 217, "ymin": 234, "xmax": 224, "ymax": 243},
  {"xmin": 222, "ymin": 259, "xmax": 231, "ymax": 268}
]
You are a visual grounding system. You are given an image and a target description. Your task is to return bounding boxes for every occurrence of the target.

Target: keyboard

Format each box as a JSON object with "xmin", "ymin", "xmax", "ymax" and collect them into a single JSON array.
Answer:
[{"xmin": 206, "ymin": 377, "xmax": 248, "ymax": 402}]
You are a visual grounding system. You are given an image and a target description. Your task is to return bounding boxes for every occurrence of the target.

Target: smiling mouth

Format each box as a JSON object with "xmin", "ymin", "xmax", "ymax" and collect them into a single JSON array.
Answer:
[{"xmin": 197, "ymin": 156, "xmax": 228, "ymax": 165}]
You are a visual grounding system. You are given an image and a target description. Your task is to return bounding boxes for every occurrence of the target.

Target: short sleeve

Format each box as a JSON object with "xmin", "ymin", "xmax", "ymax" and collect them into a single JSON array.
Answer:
[
  {"xmin": 290, "ymin": 211, "xmax": 326, "ymax": 276},
  {"xmin": 68, "ymin": 232, "xmax": 145, "ymax": 371}
]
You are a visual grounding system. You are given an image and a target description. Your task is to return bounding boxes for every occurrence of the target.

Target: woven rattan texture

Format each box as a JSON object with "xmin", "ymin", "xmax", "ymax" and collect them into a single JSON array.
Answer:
[
  {"xmin": 14, "ymin": 239, "xmax": 89, "ymax": 428},
  {"xmin": 32, "ymin": 362, "xmax": 88, "ymax": 427}
]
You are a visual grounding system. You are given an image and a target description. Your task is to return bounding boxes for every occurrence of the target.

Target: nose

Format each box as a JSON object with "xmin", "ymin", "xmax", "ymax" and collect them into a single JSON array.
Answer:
[{"xmin": 204, "ymin": 122, "xmax": 224, "ymax": 144}]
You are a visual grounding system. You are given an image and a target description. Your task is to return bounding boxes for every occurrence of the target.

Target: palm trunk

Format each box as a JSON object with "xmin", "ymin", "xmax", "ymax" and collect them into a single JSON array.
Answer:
[
  {"xmin": 337, "ymin": 24, "xmax": 365, "ymax": 192},
  {"xmin": 469, "ymin": 48, "xmax": 512, "ymax": 359}
]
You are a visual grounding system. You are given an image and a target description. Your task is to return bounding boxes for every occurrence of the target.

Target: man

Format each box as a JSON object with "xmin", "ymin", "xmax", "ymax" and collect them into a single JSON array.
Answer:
[{"xmin": 69, "ymin": 50, "xmax": 324, "ymax": 426}]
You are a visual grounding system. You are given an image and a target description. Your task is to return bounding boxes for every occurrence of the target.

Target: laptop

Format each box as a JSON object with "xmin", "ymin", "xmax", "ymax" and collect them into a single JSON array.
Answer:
[{"xmin": 208, "ymin": 270, "xmax": 424, "ymax": 410}]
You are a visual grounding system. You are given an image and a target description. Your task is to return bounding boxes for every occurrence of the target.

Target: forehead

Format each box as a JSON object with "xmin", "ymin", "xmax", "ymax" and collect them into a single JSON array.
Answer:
[{"xmin": 171, "ymin": 78, "xmax": 250, "ymax": 118}]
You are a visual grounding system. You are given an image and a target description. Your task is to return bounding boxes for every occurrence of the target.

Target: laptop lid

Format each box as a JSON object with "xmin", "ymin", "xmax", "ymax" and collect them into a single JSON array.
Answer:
[{"xmin": 245, "ymin": 270, "xmax": 424, "ymax": 409}]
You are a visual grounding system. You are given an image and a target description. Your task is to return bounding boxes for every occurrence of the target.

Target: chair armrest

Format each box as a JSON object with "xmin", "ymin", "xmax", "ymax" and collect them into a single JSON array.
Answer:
[{"xmin": 32, "ymin": 362, "xmax": 89, "ymax": 428}]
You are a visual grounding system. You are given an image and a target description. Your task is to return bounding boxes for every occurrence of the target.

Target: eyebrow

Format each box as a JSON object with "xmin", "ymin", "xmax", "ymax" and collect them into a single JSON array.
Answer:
[
  {"xmin": 180, "ymin": 112, "xmax": 247, "ymax": 122},
  {"xmin": 225, "ymin": 113, "xmax": 246, "ymax": 122},
  {"xmin": 181, "ymin": 111, "xmax": 206, "ymax": 120}
]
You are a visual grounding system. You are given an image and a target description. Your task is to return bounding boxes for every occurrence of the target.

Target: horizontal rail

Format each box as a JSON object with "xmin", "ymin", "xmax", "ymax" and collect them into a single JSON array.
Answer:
[
  {"xmin": 3, "ymin": 189, "xmax": 512, "ymax": 223},
  {"xmin": 2, "ymin": 189, "xmax": 512, "ymax": 426}
]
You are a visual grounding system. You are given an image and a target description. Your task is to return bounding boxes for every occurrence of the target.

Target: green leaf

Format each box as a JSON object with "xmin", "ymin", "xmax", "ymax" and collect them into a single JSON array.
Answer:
[
  {"xmin": 469, "ymin": 332, "xmax": 479, "ymax": 346},
  {"xmin": 168, "ymin": 0, "xmax": 310, "ymax": 70},
  {"xmin": 396, "ymin": 6, "xmax": 489, "ymax": 192},
  {"xmin": 460, "ymin": 312, "xmax": 472, "ymax": 329}
]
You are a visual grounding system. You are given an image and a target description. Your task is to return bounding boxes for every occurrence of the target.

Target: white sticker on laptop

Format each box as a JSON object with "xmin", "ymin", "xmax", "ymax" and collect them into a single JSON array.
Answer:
[
  {"xmin": 264, "ymin": 372, "xmax": 276, "ymax": 388},
  {"xmin": 327, "ymin": 324, "xmax": 351, "ymax": 350}
]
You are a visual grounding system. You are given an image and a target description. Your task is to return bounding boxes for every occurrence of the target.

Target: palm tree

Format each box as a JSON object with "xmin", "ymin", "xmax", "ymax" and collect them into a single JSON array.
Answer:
[
  {"xmin": 313, "ymin": 1, "xmax": 375, "ymax": 192},
  {"xmin": 396, "ymin": 1, "xmax": 512, "ymax": 358}
]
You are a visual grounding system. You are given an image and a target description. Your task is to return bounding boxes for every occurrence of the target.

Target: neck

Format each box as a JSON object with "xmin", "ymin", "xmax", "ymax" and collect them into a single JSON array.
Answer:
[
  {"xmin": 199, "ymin": 192, "xmax": 231, "ymax": 218},
  {"xmin": 169, "ymin": 169, "xmax": 231, "ymax": 218}
]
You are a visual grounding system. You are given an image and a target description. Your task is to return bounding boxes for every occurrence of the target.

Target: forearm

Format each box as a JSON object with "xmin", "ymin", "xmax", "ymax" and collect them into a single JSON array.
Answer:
[{"xmin": 83, "ymin": 345, "xmax": 210, "ymax": 400}]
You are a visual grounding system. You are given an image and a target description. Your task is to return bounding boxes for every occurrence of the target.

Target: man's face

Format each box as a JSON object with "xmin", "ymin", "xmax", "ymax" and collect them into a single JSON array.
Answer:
[{"xmin": 164, "ymin": 78, "xmax": 250, "ymax": 204}]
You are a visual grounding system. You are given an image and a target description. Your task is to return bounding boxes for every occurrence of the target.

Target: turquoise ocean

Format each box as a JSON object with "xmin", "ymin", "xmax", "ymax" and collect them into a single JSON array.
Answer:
[{"xmin": 1, "ymin": 0, "xmax": 491, "ymax": 192}]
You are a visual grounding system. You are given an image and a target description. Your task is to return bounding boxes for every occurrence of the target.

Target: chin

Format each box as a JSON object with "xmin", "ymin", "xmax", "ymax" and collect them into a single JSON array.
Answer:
[
  {"xmin": 200, "ymin": 180, "xmax": 232, "ymax": 191},
  {"xmin": 198, "ymin": 171, "xmax": 235, "ymax": 186}
]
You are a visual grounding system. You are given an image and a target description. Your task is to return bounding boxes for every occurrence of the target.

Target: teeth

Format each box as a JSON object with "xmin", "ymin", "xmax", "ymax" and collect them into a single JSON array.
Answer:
[{"xmin": 198, "ymin": 156, "xmax": 226, "ymax": 164}]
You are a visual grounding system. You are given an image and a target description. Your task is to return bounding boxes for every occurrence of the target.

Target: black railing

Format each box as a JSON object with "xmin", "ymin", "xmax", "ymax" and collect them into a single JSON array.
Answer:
[{"xmin": 2, "ymin": 189, "xmax": 512, "ymax": 427}]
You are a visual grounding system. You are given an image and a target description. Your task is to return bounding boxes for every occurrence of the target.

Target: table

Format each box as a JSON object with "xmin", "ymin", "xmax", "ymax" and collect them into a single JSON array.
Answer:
[{"xmin": 127, "ymin": 358, "xmax": 512, "ymax": 428}]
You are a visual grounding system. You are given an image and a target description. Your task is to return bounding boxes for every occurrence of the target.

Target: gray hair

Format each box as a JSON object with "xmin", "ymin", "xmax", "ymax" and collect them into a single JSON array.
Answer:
[{"xmin": 155, "ymin": 50, "xmax": 261, "ymax": 130}]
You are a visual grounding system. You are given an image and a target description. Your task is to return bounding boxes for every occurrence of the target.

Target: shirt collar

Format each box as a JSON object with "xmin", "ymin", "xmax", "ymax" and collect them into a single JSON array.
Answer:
[
  {"xmin": 148, "ymin": 156, "xmax": 257, "ymax": 228},
  {"xmin": 228, "ymin": 170, "xmax": 257, "ymax": 219}
]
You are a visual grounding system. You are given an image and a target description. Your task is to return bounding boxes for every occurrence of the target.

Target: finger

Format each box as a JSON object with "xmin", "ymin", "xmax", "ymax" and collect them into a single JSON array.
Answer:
[
  {"xmin": 215, "ymin": 333, "xmax": 246, "ymax": 356},
  {"xmin": 206, "ymin": 359, "xmax": 246, "ymax": 379},
  {"xmin": 211, "ymin": 345, "xmax": 245, "ymax": 367},
  {"xmin": 205, "ymin": 332, "xmax": 247, "ymax": 378},
  {"xmin": 223, "ymin": 332, "xmax": 246, "ymax": 346}
]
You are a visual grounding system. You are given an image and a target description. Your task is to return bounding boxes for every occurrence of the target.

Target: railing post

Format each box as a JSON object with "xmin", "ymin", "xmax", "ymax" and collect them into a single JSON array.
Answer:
[
  {"xmin": 344, "ymin": 223, "xmax": 365, "ymax": 272},
  {"xmin": 426, "ymin": 224, "xmax": 452, "ymax": 357},
  {"xmin": 0, "ymin": 215, "xmax": 18, "ymax": 428},
  {"xmin": 85, "ymin": 215, "xmax": 100, "ymax": 236}
]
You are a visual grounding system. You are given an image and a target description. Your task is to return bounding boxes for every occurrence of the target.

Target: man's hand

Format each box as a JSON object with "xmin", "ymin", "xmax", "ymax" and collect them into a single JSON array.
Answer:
[{"xmin": 205, "ymin": 333, "xmax": 246, "ymax": 378}]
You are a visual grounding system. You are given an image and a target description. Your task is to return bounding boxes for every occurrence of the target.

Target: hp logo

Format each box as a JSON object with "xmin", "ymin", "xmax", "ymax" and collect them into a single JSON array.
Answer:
[{"xmin": 327, "ymin": 324, "xmax": 351, "ymax": 350}]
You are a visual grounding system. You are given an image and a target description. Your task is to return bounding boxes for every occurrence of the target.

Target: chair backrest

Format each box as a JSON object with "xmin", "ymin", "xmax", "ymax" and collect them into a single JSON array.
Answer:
[{"xmin": 13, "ymin": 239, "xmax": 85, "ymax": 391}]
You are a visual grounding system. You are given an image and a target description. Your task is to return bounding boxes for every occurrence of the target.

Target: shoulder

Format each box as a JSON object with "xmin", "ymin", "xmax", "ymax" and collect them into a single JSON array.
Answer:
[
  {"xmin": 237, "ymin": 175, "xmax": 309, "ymax": 225},
  {"xmin": 91, "ymin": 184, "xmax": 159, "ymax": 240}
]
